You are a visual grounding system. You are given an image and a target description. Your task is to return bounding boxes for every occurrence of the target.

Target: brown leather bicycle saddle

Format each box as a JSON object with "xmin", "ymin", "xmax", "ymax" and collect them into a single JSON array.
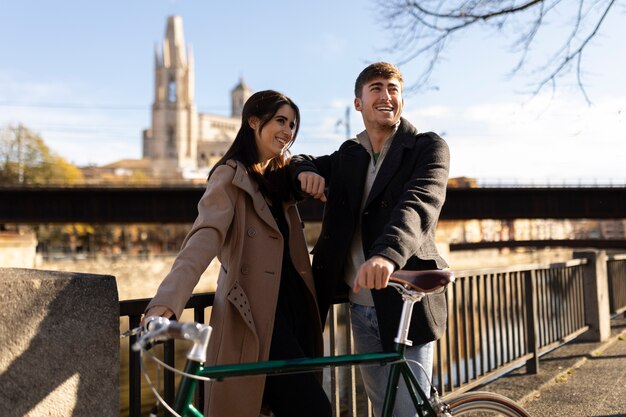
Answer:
[{"xmin": 389, "ymin": 270, "xmax": 455, "ymax": 293}]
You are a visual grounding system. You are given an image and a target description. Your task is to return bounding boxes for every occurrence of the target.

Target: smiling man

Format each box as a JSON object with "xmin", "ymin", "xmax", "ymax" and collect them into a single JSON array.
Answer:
[{"xmin": 292, "ymin": 62, "xmax": 450, "ymax": 417}]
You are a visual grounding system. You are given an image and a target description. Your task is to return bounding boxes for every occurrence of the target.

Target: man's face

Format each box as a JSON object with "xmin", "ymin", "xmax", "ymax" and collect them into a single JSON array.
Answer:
[{"xmin": 354, "ymin": 77, "xmax": 404, "ymax": 130}]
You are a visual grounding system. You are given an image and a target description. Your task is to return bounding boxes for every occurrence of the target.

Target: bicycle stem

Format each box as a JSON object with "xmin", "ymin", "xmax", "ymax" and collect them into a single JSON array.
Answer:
[{"xmin": 187, "ymin": 325, "xmax": 212, "ymax": 363}]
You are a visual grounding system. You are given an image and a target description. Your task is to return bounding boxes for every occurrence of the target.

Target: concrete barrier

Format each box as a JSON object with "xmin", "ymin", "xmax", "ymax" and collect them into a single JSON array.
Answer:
[
  {"xmin": 575, "ymin": 250, "xmax": 612, "ymax": 342},
  {"xmin": 0, "ymin": 268, "xmax": 119, "ymax": 417}
]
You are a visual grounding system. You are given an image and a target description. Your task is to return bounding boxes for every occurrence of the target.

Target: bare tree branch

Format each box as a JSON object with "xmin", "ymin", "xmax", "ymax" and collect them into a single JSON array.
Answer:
[
  {"xmin": 376, "ymin": 0, "xmax": 620, "ymax": 101},
  {"xmin": 533, "ymin": 0, "xmax": 616, "ymax": 104}
]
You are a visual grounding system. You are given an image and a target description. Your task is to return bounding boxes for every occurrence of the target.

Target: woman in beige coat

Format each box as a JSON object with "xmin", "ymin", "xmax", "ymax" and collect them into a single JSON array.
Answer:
[{"xmin": 144, "ymin": 90, "xmax": 331, "ymax": 417}]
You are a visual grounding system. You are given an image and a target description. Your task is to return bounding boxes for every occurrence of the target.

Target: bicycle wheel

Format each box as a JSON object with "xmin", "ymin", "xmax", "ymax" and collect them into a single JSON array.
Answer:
[{"xmin": 446, "ymin": 391, "xmax": 531, "ymax": 417}]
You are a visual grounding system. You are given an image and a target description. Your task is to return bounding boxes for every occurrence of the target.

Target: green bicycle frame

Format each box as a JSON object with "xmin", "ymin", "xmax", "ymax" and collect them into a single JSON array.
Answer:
[
  {"xmin": 173, "ymin": 343, "xmax": 437, "ymax": 417},
  {"xmin": 150, "ymin": 278, "xmax": 454, "ymax": 416}
]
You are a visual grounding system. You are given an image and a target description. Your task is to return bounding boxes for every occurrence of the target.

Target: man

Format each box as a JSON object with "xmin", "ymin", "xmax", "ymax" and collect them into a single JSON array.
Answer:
[{"xmin": 292, "ymin": 62, "xmax": 450, "ymax": 417}]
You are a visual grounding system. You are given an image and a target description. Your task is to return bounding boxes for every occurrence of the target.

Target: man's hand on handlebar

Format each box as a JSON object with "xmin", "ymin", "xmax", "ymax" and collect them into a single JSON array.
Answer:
[{"xmin": 353, "ymin": 256, "xmax": 395, "ymax": 293}]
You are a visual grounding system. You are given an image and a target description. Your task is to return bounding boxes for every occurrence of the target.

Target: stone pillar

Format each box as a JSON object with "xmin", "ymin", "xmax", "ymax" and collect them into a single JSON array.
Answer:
[
  {"xmin": 574, "ymin": 250, "xmax": 611, "ymax": 342},
  {"xmin": 0, "ymin": 268, "xmax": 119, "ymax": 417}
]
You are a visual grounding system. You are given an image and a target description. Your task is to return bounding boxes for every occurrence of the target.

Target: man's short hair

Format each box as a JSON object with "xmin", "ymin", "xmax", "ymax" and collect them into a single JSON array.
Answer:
[{"xmin": 354, "ymin": 62, "xmax": 404, "ymax": 98}]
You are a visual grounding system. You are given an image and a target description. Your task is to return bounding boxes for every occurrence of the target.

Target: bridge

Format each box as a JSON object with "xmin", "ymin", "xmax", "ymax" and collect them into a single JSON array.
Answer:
[{"xmin": 1, "ymin": 186, "xmax": 625, "ymax": 223}]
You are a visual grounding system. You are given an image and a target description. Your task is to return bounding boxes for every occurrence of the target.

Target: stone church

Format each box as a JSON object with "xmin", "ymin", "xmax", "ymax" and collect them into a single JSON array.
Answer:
[{"xmin": 142, "ymin": 16, "xmax": 252, "ymax": 180}]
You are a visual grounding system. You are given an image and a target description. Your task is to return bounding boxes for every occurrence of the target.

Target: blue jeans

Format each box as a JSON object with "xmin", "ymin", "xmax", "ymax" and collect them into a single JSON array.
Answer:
[{"xmin": 349, "ymin": 303, "xmax": 434, "ymax": 417}]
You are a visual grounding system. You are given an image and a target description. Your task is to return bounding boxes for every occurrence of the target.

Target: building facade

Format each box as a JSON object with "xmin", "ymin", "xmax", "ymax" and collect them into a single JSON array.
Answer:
[{"xmin": 142, "ymin": 16, "xmax": 252, "ymax": 180}]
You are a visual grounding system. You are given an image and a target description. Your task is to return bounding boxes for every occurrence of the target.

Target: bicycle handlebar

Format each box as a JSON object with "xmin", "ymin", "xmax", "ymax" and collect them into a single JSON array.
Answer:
[
  {"xmin": 133, "ymin": 317, "xmax": 212, "ymax": 363},
  {"xmin": 132, "ymin": 270, "xmax": 453, "ymax": 360}
]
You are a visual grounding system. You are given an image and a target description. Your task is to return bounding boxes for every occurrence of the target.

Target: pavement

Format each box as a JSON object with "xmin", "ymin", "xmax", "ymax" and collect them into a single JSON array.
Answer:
[{"xmin": 477, "ymin": 315, "xmax": 626, "ymax": 417}]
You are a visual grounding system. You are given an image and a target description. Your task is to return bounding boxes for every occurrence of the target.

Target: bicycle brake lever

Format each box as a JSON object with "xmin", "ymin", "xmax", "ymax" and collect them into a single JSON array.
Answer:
[
  {"xmin": 120, "ymin": 326, "xmax": 142, "ymax": 339},
  {"xmin": 132, "ymin": 317, "xmax": 171, "ymax": 352}
]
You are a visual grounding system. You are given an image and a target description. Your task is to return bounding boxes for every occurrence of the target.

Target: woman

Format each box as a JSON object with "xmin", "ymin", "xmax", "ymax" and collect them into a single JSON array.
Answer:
[{"xmin": 144, "ymin": 90, "xmax": 331, "ymax": 417}]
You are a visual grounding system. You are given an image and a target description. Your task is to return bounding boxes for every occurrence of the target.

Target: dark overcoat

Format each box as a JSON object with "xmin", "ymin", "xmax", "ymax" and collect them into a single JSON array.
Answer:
[{"xmin": 291, "ymin": 118, "xmax": 450, "ymax": 350}]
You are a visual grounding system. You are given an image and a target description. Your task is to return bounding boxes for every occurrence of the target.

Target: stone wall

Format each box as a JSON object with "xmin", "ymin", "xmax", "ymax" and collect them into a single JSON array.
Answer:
[
  {"xmin": 0, "ymin": 268, "xmax": 119, "ymax": 417},
  {"xmin": 0, "ymin": 231, "xmax": 37, "ymax": 268},
  {"xmin": 38, "ymin": 254, "xmax": 220, "ymax": 301}
]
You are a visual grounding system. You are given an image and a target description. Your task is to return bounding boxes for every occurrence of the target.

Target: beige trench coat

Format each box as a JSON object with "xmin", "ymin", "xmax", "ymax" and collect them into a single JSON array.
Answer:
[{"xmin": 146, "ymin": 160, "xmax": 324, "ymax": 417}]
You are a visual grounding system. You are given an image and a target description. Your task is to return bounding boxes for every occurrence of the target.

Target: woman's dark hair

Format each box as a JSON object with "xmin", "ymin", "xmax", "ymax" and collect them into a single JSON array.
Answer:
[{"xmin": 209, "ymin": 90, "xmax": 300, "ymax": 199}]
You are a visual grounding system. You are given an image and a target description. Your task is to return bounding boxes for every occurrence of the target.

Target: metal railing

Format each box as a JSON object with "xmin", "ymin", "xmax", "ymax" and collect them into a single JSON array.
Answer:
[
  {"xmin": 119, "ymin": 294, "xmax": 214, "ymax": 417},
  {"xmin": 120, "ymin": 255, "xmax": 622, "ymax": 417},
  {"xmin": 608, "ymin": 253, "xmax": 626, "ymax": 315},
  {"xmin": 434, "ymin": 260, "xmax": 588, "ymax": 398}
]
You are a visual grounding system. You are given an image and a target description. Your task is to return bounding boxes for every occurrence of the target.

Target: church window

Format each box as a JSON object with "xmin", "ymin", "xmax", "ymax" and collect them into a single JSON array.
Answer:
[
  {"xmin": 167, "ymin": 126, "xmax": 176, "ymax": 158},
  {"xmin": 168, "ymin": 78, "xmax": 177, "ymax": 102}
]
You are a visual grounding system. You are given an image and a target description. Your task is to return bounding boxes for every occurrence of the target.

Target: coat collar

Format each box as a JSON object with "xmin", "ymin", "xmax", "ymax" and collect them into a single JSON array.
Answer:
[
  {"xmin": 365, "ymin": 118, "xmax": 419, "ymax": 207},
  {"xmin": 226, "ymin": 160, "xmax": 281, "ymax": 233},
  {"xmin": 225, "ymin": 160, "xmax": 299, "ymax": 234}
]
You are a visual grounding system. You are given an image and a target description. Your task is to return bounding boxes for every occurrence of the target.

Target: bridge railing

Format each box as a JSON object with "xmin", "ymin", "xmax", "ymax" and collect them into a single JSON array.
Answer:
[
  {"xmin": 119, "ymin": 250, "xmax": 624, "ymax": 417},
  {"xmin": 608, "ymin": 253, "xmax": 626, "ymax": 315}
]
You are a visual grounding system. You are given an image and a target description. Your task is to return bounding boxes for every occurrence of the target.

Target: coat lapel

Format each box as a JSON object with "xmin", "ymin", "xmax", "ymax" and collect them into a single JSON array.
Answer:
[
  {"xmin": 341, "ymin": 142, "xmax": 370, "ymax": 215},
  {"xmin": 229, "ymin": 161, "xmax": 280, "ymax": 233},
  {"xmin": 365, "ymin": 119, "xmax": 417, "ymax": 208}
]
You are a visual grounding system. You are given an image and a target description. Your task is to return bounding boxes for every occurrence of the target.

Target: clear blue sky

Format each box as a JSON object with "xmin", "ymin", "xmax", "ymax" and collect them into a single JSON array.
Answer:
[{"xmin": 1, "ymin": 0, "xmax": 625, "ymax": 184}]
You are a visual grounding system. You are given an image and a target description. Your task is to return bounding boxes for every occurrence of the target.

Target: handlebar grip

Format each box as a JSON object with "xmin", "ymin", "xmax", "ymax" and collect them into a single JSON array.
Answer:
[
  {"xmin": 144, "ymin": 316, "xmax": 170, "ymax": 332},
  {"xmin": 164, "ymin": 321, "xmax": 201, "ymax": 340},
  {"xmin": 133, "ymin": 319, "xmax": 205, "ymax": 352}
]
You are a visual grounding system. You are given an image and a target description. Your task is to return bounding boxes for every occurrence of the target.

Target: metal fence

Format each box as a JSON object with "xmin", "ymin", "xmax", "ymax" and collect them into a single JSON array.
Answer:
[
  {"xmin": 433, "ymin": 260, "xmax": 588, "ymax": 399},
  {"xmin": 119, "ymin": 255, "xmax": 622, "ymax": 417},
  {"xmin": 119, "ymin": 294, "xmax": 214, "ymax": 417},
  {"xmin": 608, "ymin": 253, "xmax": 626, "ymax": 315}
]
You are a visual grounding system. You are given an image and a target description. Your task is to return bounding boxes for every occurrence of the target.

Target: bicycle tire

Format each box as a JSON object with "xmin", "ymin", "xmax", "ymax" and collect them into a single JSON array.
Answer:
[{"xmin": 445, "ymin": 391, "xmax": 531, "ymax": 417}]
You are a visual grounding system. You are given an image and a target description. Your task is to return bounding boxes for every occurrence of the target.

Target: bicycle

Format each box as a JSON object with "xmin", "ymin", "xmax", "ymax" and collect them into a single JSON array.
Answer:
[{"xmin": 131, "ymin": 269, "xmax": 531, "ymax": 417}]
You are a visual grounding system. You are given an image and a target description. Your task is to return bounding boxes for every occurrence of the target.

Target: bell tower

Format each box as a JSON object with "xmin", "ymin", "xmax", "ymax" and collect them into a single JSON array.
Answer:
[
  {"xmin": 231, "ymin": 77, "xmax": 252, "ymax": 118},
  {"xmin": 143, "ymin": 16, "xmax": 198, "ymax": 178}
]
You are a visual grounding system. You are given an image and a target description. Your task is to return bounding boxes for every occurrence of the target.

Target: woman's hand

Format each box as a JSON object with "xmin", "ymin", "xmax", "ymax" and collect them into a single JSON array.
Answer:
[
  {"xmin": 298, "ymin": 171, "xmax": 327, "ymax": 202},
  {"xmin": 142, "ymin": 306, "xmax": 175, "ymax": 325}
]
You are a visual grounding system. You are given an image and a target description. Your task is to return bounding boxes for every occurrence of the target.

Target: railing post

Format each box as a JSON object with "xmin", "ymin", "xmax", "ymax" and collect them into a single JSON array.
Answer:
[
  {"xmin": 194, "ymin": 307, "xmax": 206, "ymax": 411},
  {"xmin": 343, "ymin": 305, "xmax": 358, "ymax": 417},
  {"xmin": 164, "ymin": 340, "xmax": 176, "ymax": 417},
  {"xmin": 574, "ymin": 250, "xmax": 611, "ymax": 342},
  {"xmin": 328, "ymin": 304, "xmax": 341, "ymax": 417},
  {"xmin": 523, "ymin": 270, "xmax": 539, "ymax": 374},
  {"xmin": 128, "ymin": 314, "xmax": 142, "ymax": 417}
]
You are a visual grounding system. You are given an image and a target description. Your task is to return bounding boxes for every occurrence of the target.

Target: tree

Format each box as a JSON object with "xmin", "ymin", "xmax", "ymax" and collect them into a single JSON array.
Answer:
[
  {"xmin": 377, "ymin": 0, "xmax": 620, "ymax": 102},
  {"xmin": 0, "ymin": 124, "xmax": 83, "ymax": 185}
]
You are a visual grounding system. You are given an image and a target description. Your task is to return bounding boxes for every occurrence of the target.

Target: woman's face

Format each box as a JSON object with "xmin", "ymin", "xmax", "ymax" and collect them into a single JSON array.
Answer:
[{"xmin": 250, "ymin": 104, "xmax": 297, "ymax": 163}]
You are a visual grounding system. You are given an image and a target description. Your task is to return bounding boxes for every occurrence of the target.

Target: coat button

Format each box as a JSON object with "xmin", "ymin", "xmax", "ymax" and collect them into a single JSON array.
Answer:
[
  {"xmin": 380, "ymin": 200, "xmax": 389, "ymax": 208},
  {"xmin": 247, "ymin": 228, "xmax": 257, "ymax": 237},
  {"xmin": 241, "ymin": 264, "xmax": 250, "ymax": 274}
]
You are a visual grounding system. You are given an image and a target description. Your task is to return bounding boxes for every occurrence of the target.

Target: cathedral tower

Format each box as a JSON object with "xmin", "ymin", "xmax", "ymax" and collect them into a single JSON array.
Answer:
[
  {"xmin": 142, "ymin": 16, "xmax": 252, "ymax": 180},
  {"xmin": 143, "ymin": 16, "xmax": 198, "ymax": 178},
  {"xmin": 231, "ymin": 77, "xmax": 252, "ymax": 118}
]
